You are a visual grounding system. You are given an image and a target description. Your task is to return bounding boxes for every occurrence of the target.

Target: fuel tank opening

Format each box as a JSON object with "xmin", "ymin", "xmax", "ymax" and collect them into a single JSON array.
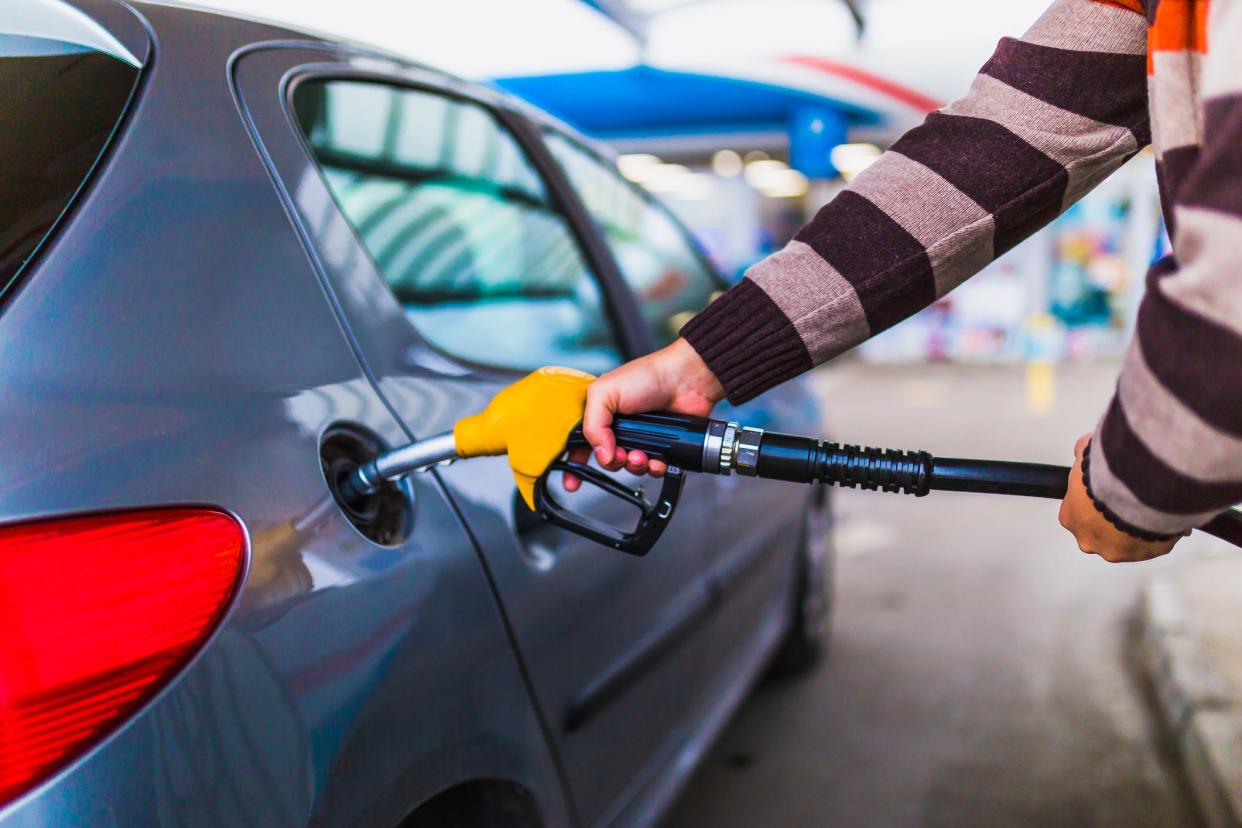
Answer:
[{"xmin": 320, "ymin": 424, "xmax": 413, "ymax": 546}]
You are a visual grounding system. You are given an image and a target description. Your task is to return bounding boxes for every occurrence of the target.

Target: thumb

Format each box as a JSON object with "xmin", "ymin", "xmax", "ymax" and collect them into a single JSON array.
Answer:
[{"xmin": 583, "ymin": 382, "xmax": 617, "ymax": 465}]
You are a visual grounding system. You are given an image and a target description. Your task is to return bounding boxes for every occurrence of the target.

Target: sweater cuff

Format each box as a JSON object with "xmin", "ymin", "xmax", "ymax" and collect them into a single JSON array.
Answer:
[
  {"xmin": 1081, "ymin": 438, "xmax": 1182, "ymax": 542},
  {"xmin": 680, "ymin": 278, "xmax": 813, "ymax": 405}
]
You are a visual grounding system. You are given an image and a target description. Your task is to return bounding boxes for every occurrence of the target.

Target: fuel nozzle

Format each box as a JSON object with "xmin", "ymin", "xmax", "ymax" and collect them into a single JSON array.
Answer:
[{"xmin": 341, "ymin": 366, "xmax": 597, "ymax": 509}]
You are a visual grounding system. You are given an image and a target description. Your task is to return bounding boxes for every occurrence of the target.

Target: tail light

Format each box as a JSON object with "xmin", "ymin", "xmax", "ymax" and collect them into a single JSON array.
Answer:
[{"xmin": 0, "ymin": 508, "xmax": 247, "ymax": 806}]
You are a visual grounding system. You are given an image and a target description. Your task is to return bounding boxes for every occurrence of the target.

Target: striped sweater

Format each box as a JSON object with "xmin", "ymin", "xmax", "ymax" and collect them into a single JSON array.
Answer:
[{"xmin": 682, "ymin": 0, "xmax": 1242, "ymax": 539}]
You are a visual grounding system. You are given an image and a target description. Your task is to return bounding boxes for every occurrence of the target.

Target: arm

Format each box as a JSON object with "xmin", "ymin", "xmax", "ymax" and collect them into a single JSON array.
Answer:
[
  {"xmin": 582, "ymin": 0, "xmax": 1150, "ymax": 474},
  {"xmin": 684, "ymin": 0, "xmax": 1150, "ymax": 403},
  {"xmin": 576, "ymin": 0, "xmax": 1147, "ymax": 476},
  {"xmin": 1065, "ymin": 1, "xmax": 1242, "ymax": 556}
]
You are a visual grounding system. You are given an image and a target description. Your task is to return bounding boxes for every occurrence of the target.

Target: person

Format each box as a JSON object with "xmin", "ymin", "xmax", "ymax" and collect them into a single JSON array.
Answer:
[{"xmin": 570, "ymin": 0, "xmax": 1242, "ymax": 564}]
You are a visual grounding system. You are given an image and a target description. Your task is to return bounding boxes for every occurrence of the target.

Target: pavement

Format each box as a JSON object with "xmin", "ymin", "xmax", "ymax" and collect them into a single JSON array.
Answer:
[
  {"xmin": 1138, "ymin": 542, "xmax": 1242, "ymax": 828},
  {"xmin": 664, "ymin": 360, "xmax": 1212, "ymax": 828}
]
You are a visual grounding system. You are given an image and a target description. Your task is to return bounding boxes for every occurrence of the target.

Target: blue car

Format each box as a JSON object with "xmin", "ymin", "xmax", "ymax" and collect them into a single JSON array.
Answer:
[{"xmin": 0, "ymin": 2, "xmax": 831, "ymax": 825}]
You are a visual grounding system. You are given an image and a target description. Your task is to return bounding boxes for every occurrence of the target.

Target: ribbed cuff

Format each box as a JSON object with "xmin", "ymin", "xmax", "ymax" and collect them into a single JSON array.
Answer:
[
  {"xmin": 680, "ymin": 278, "xmax": 813, "ymax": 405},
  {"xmin": 1081, "ymin": 438, "xmax": 1181, "ymax": 542}
]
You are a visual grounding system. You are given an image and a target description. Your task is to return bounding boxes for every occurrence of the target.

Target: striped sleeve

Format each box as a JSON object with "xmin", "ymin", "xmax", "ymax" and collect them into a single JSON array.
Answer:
[
  {"xmin": 1085, "ymin": 1, "xmax": 1242, "ymax": 537},
  {"xmin": 682, "ymin": 0, "xmax": 1150, "ymax": 404}
]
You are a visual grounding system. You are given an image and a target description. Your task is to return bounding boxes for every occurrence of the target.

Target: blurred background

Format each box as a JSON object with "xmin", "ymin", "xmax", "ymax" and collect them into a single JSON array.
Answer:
[
  {"xmin": 203, "ymin": 0, "xmax": 1165, "ymax": 371},
  {"xmin": 193, "ymin": 2, "xmax": 1221, "ymax": 825}
]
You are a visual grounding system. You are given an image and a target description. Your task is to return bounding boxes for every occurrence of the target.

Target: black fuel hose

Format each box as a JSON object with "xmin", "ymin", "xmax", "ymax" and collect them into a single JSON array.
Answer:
[
  {"xmin": 794, "ymin": 439, "xmax": 1242, "ymax": 548},
  {"xmin": 586, "ymin": 415, "xmax": 1242, "ymax": 549}
]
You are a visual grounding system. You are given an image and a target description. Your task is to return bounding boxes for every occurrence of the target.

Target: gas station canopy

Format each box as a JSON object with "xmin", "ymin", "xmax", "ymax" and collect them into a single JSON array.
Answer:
[
  {"xmin": 496, "ymin": 65, "xmax": 878, "ymax": 179},
  {"xmin": 492, "ymin": 0, "xmax": 928, "ymax": 179}
]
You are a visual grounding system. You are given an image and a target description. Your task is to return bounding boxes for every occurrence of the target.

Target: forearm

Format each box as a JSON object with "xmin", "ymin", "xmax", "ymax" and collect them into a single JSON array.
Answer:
[
  {"xmin": 684, "ymin": 0, "xmax": 1148, "ymax": 404},
  {"xmin": 1088, "ymin": 212, "xmax": 1242, "ymax": 537},
  {"xmin": 1088, "ymin": 1, "xmax": 1242, "ymax": 536}
]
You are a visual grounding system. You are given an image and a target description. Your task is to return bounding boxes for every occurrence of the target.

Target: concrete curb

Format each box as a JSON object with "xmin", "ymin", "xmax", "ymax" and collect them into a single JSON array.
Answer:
[{"xmin": 1138, "ymin": 579, "xmax": 1242, "ymax": 828}]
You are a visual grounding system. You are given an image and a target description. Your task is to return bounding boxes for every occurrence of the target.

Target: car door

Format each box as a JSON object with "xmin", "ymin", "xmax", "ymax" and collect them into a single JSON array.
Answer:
[
  {"xmin": 234, "ymin": 46, "xmax": 719, "ymax": 826},
  {"xmin": 542, "ymin": 132, "xmax": 819, "ymax": 703}
]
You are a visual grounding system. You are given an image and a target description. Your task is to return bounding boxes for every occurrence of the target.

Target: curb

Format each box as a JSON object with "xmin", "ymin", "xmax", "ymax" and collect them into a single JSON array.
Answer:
[{"xmin": 1138, "ymin": 580, "xmax": 1242, "ymax": 828}]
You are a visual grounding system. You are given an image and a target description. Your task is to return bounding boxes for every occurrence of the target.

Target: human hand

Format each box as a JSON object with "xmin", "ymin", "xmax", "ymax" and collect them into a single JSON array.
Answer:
[
  {"xmin": 1058, "ymin": 433, "xmax": 1184, "ymax": 563},
  {"xmin": 563, "ymin": 338, "xmax": 725, "ymax": 491}
]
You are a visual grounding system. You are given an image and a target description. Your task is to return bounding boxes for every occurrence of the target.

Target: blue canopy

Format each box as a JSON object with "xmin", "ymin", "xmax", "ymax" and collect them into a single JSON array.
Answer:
[{"xmin": 495, "ymin": 65, "xmax": 880, "ymax": 178}]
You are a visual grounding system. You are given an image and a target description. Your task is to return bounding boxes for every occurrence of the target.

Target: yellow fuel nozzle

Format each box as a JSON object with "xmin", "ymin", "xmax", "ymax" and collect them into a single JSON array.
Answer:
[
  {"xmin": 337, "ymin": 365, "xmax": 696, "ymax": 557},
  {"xmin": 453, "ymin": 366, "xmax": 595, "ymax": 509}
]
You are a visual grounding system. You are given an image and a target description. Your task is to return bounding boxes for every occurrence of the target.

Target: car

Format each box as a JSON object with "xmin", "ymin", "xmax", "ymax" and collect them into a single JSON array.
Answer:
[{"xmin": 0, "ymin": 1, "xmax": 832, "ymax": 825}]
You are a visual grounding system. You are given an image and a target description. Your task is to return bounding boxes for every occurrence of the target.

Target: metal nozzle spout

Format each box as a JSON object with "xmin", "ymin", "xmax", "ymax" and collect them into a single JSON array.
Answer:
[{"xmin": 344, "ymin": 431, "xmax": 459, "ymax": 501}]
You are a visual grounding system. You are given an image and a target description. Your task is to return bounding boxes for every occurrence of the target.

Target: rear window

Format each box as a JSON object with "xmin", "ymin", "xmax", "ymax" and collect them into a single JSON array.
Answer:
[{"xmin": 0, "ymin": 19, "xmax": 141, "ymax": 297}]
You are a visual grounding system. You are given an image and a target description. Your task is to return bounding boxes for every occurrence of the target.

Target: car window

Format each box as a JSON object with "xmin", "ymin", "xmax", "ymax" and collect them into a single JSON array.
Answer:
[
  {"xmin": 544, "ymin": 132, "xmax": 720, "ymax": 347},
  {"xmin": 1, "ymin": 26, "xmax": 141, "ymax": 299},
  {"xmin": 292, "ymin": 79, "xmax": 623, "ymax": 374}
]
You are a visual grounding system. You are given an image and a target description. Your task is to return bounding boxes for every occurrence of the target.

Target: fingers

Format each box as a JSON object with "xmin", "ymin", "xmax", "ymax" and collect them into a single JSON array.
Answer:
[
  {"xmin": 625, "ymin": 451, "xmax": 649, "ymax": 475},
  {"xmin": 1078, "ymin": 540, "xmax": 1141, "ymax": 564},
  {"xmin": 562, "ymin": 447, "xmax": 592, "ymax": 492},
  {"xmin": 601, "ymin": 446, "xmax": 627, "ymax": 472},
  {"xmin": 564, "ymin": 445, "xmax": 665, "ymax": 489},
  {"xmin": 583, "ymin": 383, "xmax": 617, "ymax": 468},
  {"xmin": 1063, "ymin": 503, "xmax": 1177, "ymax": 563},
  {"xmin": 1057, "ymin": 432, "xmax": 1172, "ymax": 563},
  {"xmin": 618, "ymin": 454, "xmax": 668, "ymax": 477}
]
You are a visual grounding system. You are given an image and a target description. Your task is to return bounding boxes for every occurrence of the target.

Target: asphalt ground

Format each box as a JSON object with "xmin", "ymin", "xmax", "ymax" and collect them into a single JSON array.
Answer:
[{"xmin": 664, "ymin": 360, "xmax": 1202, "ymax": 828}]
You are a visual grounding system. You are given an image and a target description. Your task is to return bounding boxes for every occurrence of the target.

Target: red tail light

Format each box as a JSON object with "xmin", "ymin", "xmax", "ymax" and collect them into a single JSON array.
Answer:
[{"xmin": 0, "ymin": 508, "xmax": 246, "ymax": 806}]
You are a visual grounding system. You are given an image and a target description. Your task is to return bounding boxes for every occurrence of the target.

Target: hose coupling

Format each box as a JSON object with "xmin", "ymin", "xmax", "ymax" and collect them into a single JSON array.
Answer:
[{"xmin": 734, "ymin": 426, "xmax": 765, "ymax": 476}]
